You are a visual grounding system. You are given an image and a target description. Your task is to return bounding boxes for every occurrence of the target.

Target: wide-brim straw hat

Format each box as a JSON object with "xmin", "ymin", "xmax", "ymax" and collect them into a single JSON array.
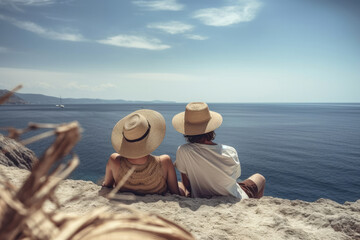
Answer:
[
  {"xmin": 172, "ymin": 102, "xmax": 223, "ymax": 135},
  {"xmin": 111, "ymin": 109, "xmax": 166, "ymax": 159}
]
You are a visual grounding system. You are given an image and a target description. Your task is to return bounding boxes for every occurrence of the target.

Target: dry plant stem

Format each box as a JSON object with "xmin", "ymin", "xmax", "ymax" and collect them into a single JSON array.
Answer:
[
  {"xmin": 0, "ymin": 84, "xmax": 22, "ymax": 105},
  {"xmin": 1, "ymin": 122, "xmax": 61, "ymax": 141},
  {"xmin": 73, "ymin": 213, "xmax": 195, "ymax": 240},
  {"xmin": 1, "ymin": 122, "xmax": 75, "ymax": 143},
  {"xmin": 0, "ymin": 121, "xmax": 81, "ymax": 240},
  {"xmin": 28, "ymin": 122, "xmax": 63, "ymax": 129},
  {"xmin": 53, "ymin": 207, "xmax": 109, "ymax": 240},
  {"xmin": 18, "ymin": 122, "xmax": 80, "ymax": 200},
  {"xmin": 20, "ymin": 129, "xmax": 57, "ymax": 146},
  {"xmin": 34, "ymin": 156, "xmax": 79, "ymax": 202},
  {"xmin": 26, "ymin": 210, "xmax": 59, "ymax": 239},
  {"xmin": 0, "ymin": 89, "xmax": 194, "ymax": 240},
  {"xmin": 0, "ymin": 126, "xmax": 32, "ymax": 141},
  {"xmin": 0, "ymin": 187, "xmax": 27, "ymax": 215},
  {"xmin": 19, "ymin": 123, "xmax": 68, "ymax": 145},
  {"xmin": 107, "ymin": 166, "xmax": 136, "ymax": 199}
]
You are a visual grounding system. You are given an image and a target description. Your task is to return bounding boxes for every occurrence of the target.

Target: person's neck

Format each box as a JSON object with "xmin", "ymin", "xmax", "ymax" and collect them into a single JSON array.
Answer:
[{"xmin": 127, "ymin": 155, "xmax": 149, "ymax": 165}]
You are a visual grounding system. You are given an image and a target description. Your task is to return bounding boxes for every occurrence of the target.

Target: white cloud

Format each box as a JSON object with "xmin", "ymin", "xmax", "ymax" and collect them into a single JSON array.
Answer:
[
  {"xmin": 185, "ymin": 34, "xmax": 208, "ymax": 40},
  {"xmin": 98, "ymin": 35, "xmax": 170, "ymax": 50},
  {"xmin": 66, "ymin": 82, "xmax": 116, "ymax": 92},
  {"xmin": 123, "ymin": 73, "xmax": 194, "ymax": 82},
  {"xmin": 147, "ymin": 21, "xmax": 193, "ymax": 34},
  {"xmin": 193, "ymin": 0, "xmax": 262, "ymax": 26},
  {"xmin": 0, "ymin": 14, "xmax": 85, "ymax": 41},
  {"xmin": 44, "ymin": 15, "xmax": 76, "ymax": 22},
  {"xmin": 0, "ymin": 67, "xmax": 201, "ymax": 101},
  {"xmin": 0, "ymin": 0, "xmax": 64, "ymax": 12},
  {"xmin": 0, "ymin": 0, "xmax": 59, "ymax": 11},
  {"xmin": 5, "ymin": 0, "xmax": 56, "ymax": 5},
  {"xmin": 132, "ymin": 0, "xmax": 184, "ymax": 11},
  {"xmin": 0, "ymin": 67, "xmax": 118, "ymax": 95}
]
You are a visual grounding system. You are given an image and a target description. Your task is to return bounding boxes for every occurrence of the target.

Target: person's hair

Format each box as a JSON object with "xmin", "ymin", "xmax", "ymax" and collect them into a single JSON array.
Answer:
[{"xmin": 184, "ymin": 131, "xmax": 216, "ymax": 143}]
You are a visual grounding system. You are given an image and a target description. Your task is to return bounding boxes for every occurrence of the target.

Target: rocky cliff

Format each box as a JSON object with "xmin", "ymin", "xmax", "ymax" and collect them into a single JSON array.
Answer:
[
  {"xmin": 0, "ymin": 134, "xmax": 37, "ymax": 170},
  {"xmin": 1, "ymin": 164, "xmax": 359, "ymax": 240}
]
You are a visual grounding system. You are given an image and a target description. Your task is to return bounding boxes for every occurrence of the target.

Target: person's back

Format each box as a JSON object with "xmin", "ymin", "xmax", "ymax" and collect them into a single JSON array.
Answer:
[
  {"xmin": 102, "ymin": 109, "xmax": 180, "ymax": 195},
  {"xmin": 116, "ymin": 155, "xmax": 166, "ymax": 195},
  {"xmin": 172, "ymin": 102, "xmax": 266, "ymax": 199},
  {"xmin": 176, "ymin": 143, "xmax": 248, "ymax": 198}
]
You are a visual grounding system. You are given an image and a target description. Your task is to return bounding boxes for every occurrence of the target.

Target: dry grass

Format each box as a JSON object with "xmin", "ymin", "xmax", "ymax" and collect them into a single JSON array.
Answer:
[{"xmin": 0, "ymin": 86, "xmax": 194, "ymax": 240}]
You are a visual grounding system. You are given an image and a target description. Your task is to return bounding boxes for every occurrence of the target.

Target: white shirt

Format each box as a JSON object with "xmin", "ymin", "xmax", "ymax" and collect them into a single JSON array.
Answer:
[{"xmin": 175, "ymin": 143, "xmax": 248, "ymax": 199}]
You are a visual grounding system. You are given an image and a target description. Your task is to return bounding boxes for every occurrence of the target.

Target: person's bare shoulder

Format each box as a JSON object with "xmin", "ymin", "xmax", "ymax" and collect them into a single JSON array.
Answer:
[
  {"xmin": 157, "ymin": 154, "xmax": 172, "ymax": 166},
  {"xmin": 158, "ymin": 154, "xmax": 171, "ymax": 161},
  {"xmin": 110, "ymin": 153, "xmax": 120, "ymax": 160}
]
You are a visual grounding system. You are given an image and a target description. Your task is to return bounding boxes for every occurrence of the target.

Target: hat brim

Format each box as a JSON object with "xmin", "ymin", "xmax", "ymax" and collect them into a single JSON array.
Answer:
[
  {"xmin": 111, "ymin": 109, "xmax": 166, "ymax": 158},
  {"xmin": 172, "ymin": 110, "xmax": 223, "ymax": 135}
]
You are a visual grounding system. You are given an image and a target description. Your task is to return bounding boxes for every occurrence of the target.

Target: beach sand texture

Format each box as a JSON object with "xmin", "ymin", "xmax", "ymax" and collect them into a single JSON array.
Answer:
[{"xmin": 1, "ymin": 165, "xmax": 359, "ymax": 240}]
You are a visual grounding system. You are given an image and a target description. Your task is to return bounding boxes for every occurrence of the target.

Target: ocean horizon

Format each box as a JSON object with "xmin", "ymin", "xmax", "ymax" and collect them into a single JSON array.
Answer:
[{"xmin": 1, "ymin": 103, "xmax": 359, "ymax": 203}]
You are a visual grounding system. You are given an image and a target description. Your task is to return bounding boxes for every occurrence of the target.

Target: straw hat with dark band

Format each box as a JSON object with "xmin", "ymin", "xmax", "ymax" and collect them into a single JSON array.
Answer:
[
  {"xmin": 172, "ymin": 102, "xmax": 223, "ymax": 135},
  {"xmin": 111, "ymin": 109, "xmax": 166, "ymax": 159}
]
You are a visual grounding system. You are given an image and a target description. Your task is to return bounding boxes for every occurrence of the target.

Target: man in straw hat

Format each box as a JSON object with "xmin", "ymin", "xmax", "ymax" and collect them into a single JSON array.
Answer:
[
  {"xmin": 103, "ymin": 109, "xmax": 180, "ymax": 195},
  {"xmin": 172, "ymin": 102, "xmax": 266, "ymax": 199}
]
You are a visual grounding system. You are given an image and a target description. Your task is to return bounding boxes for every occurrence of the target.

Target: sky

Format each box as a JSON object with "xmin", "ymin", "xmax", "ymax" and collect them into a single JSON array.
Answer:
[{"xmin": 0, "ymin": 0, "xmax": 359, "ymax": 102}]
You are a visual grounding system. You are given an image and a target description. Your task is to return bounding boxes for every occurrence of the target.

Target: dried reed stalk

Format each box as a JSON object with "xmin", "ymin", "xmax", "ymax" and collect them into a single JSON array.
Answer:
[
  {"xmin": 0, "ymin": 84, "xmax": 22, "ymax": 105},
  {"xmin": 0, "ymin": 121, "xmax": 81, "ymax": 239},
  {"xmin": 0, "ymin": 87, "xmax": 194, "ymax": 240}
]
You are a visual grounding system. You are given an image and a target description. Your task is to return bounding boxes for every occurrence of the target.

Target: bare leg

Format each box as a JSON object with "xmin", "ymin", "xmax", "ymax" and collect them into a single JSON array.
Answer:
[{"xmin": 248, "ymin": 173, "xmax": 266, "ymax": 198}]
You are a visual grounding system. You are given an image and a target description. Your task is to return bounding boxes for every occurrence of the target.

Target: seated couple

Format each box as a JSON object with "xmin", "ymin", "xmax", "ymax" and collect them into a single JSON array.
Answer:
[{"xmin": 102, "ymin": 102, "xmax": 266, "ymax": 199}]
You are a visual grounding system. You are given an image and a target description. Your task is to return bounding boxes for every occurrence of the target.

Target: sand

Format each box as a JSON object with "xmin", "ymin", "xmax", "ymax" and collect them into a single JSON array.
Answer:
[{"xmin": 1, "ymin": 165, "xmax": 359, "ymax": 240}]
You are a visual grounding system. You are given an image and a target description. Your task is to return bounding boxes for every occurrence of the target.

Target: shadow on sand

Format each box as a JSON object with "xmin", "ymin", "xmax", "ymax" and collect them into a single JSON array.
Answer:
[{"xmin": 98, "ymin": 186, "xmax": 241, "ymax": 211}]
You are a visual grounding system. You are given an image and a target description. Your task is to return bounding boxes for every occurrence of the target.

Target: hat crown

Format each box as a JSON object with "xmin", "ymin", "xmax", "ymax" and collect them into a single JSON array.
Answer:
[
  {"xmin": 185, "ymin": 102, "xmax": 211, "ymax": 124},
  {"xmin": 123, "ymin": 113, "xmax": 149, "ymax": 140}
]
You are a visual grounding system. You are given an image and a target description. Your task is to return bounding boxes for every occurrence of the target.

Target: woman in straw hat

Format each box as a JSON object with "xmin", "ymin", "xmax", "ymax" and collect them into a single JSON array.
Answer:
[
  {"xmin": 172, "ymin": 102, "xmax": 266, "ymax": 199},
  {"xmin": 102, "ymin": 109, "xmax": 180, "ymax": 195}
]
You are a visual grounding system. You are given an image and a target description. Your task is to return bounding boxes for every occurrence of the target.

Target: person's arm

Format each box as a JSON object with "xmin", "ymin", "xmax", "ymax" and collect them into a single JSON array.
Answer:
[
  {"xmin": 160, "ymin": 155, "xmax": 180, "ymax": 195},
  {"xmin": 174, "ymin": 146, "xmax": 191, "ymax": 196},
  {"xmin": 181, "ymin": 173, "xmax": 191, "ymax": 197},
  {"xmin": 102, "ymin": 153, "xmax": 117, "ymax": 187}
]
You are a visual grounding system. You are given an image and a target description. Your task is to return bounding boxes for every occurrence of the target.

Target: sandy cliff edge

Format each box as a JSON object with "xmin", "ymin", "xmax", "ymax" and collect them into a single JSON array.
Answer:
[{"xmin": 1, "ymin": 165, "xmax": 359, "ymax": 240}]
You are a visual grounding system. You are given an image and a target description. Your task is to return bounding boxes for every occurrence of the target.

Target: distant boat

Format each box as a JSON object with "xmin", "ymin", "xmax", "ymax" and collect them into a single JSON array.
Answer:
[{"xmin": 56, "ymin": 96, "xmax": 65, "ymax": 108}]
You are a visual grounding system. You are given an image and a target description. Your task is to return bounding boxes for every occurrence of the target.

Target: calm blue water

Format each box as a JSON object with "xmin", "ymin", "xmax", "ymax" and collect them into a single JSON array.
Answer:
[{"xmin": 1, "ymin": 103, "xmax": 359, "ymax": 203}]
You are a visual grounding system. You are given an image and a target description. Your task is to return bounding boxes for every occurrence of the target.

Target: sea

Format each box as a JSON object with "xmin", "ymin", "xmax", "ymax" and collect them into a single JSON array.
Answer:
[{"xmin": 1, "ymin": 103, "xmax": 359, "ymax": 204}]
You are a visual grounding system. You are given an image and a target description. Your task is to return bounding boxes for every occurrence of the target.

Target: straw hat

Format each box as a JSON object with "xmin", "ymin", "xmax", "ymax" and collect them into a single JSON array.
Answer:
[
  {"xmin": 111, "ymin": 109, "xmax": 166, "ymax": 159},
  {"xmin": 172, "ymin": 102, "xmax": 223, "ymax": 135}
]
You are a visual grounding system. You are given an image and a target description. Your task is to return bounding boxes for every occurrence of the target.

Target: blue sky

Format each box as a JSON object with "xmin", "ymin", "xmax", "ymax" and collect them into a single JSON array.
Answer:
[{"xmin": 0, "ymin": 0, "xmax": 359, "ymax": 102}]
